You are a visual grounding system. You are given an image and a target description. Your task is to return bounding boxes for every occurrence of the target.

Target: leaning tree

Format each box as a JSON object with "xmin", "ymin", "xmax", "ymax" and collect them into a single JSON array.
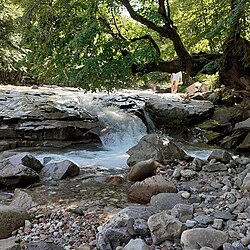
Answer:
[{"xmin": 16, "ymin": 0, "xmax": 250, "ymax": 92}]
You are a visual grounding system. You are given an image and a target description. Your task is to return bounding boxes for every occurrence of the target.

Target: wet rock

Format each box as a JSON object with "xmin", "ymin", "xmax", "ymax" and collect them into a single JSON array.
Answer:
[
  {"xmin": 148, "ymin": 212, "xmax": 185, "ymax": 244},
  {"xmin": 127, "ymin": 134, "xmax": 164, "ymax": 166},
  {"xmin": 181, "ymin": 228, "xmax": 228, "ymax": 250},
  {"xmin": 124, "ymin": 238, "xmax": 150, "ymax": 250},
  {"xmin": 0, "ymin": 205, "xmax": 30, "ymax": 239},
  {"xmin": 96, "ymin": 206, "xmax": 158, "ymax": 250},
  {"xmin": 171, "ymin": 204, "xmax": 194, "ymax": 223},
  {"xmin": 150, "ymin": 193, "xmax": 186, "ymax": 210},
  {"xmin": 202, "ymin": 162, "xmax": 228, "ymax": 172},
  {"xmin": 126, "ymin": 159, "xmax": 164, "ymax": 182},
  {"xmin": 128, "ymin": 175, "xmax": 177, "ymax": 204},
  {"xmin": 40, "ymin": 160, "xmax": 80, "ymax": 181},
  {"xmin": 208, "ymin": 149, "xmax": 233, "ymax": 163},
  {"xmin": 0, "ymin": 237, "xmax": 21, "ymax": 250}
]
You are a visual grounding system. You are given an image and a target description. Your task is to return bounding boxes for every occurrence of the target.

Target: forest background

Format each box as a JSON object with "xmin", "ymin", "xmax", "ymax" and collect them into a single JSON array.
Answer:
[{"xmin": 0, "ymin": 0, "xmax": 249, "ymax": 92}]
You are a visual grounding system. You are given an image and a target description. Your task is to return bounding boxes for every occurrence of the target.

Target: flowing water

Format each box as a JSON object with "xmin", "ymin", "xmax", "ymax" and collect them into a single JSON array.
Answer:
[{"xmin": 28, "ymin": 92, "xmax": 148, "ymax": 169}]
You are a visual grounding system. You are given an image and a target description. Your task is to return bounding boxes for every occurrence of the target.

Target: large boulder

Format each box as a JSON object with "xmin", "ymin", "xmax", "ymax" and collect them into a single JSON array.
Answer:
[
  {"xmin": 128, "ymin": 175, "xmax": 177, "ymax": 204},
  {"xmin": 150, "ymin": 193, "xmax": 186, "ymax": 211},
  {"xmin": 0, "ymin": 205, "xmax": 30, "ymax": 239},
  {"xmin": 148, "ymin": 211, "xmax": 185, "ymax": 244},
  {"xmin": 3, "ymin": 153, "xmax": 44, "ymax": 172},
  {"xmin": 127, "ymin": 134, "xmax": 164, "ymax": 167},
  {"xmin": 0, "ymin": 154, "xmax": 40, "ymax": 188},
  {"xmin": 96, "ymin": 206, "xmax": 159, "ymax": 250},
  {"xmin": 144, "ymin": 95, "xmax": 214, "ymax": 129},
  {"xmin": 39, "ymin": 160, "xmax": 80, "ymax": 181},
  {"xmin": 181, "ymin": 228, "xmax": 228, "ymax": 250}
]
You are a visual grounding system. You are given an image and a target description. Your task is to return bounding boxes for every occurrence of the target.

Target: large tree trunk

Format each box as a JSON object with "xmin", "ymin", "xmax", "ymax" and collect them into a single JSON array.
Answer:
[{"xmin": 220, "ymin": 36, "xmax": 250, "ymax": 97}]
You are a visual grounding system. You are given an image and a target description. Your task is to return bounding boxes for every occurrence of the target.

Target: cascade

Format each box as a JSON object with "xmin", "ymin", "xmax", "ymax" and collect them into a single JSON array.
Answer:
[{"xmin": 31, "ymin": 92, "xmax": 148, "ymax": 169}]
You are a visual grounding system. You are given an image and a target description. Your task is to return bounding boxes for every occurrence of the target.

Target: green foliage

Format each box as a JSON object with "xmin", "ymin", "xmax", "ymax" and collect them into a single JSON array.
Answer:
[
  {"xmin": 0, "ymin": 0, "xmax": 25, "ymax": 71},
  {"xmin": 193, "ymin": 72, "xmax": 220, "ymax": 90},
  {"xmin": 7, "ymin": 0, "xmax": 250, "ymax": 90}
]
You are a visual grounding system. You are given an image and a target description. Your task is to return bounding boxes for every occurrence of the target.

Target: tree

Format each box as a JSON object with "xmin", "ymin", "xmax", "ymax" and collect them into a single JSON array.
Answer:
[{"xmin": 17, "ymin": 0, "xmax": 250, "ymax": 92}]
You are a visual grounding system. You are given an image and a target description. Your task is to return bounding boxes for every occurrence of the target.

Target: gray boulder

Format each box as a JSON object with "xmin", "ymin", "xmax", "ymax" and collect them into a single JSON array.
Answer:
[
  {"xmin": 150, "ymin": 193, "xmax": 186, "ymax": 210},
  {"xmin": 145, "ymin": 95, "xmax": 214, "ymax": 128},
  {"xmin": 96, "ymin": 206, "xmax": 158, "ymax": 250},
  {"xmin": 40, "ymin": 160, "xmax": 80, "ymax": 181},
  {"xmin": 0, "ymin": 205, "xmax": 30, "ymax": 239},
  {"xmin": 127, "ymin": 134, "xmax": 164, "ymax": 167},
  {"xmin": 181, "ymin": 228, "xmax": 228, "ymax": 250},
  {"xmin": 0, "ymin": 154, "xmax": 40, "ymax": 188},
  {"xmin": 148, "ymin": 211, "xmax": 185, "ymax": 244},
  {"xmin": 242, "ymin": 173, "xmax": 250, "ymax": 191},
  {"xmin": 128, "ymin": 175, "xmax": 177, "ymax": 204}
]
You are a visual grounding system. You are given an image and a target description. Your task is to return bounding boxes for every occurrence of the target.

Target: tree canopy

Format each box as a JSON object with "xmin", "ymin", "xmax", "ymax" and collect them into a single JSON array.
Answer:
[{"xmin": 1, "ymin": 0, "xmax": 250, "ymax": 91}]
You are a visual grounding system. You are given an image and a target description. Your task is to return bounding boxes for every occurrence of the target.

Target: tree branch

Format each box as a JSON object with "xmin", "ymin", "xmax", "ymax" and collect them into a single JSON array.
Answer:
[
  {"xmin": 120, "ymin": 0, "xmax": 167, "ymax": 36},
  {"xmin": 130, "ymin": 35, "xmax": 161, "ymax": 57},
  {"xmin": 120, "ymin": 0, "xmax": 193, "ymax": 73},
  {"xmin": 131, "ymin": 52, "xmax": 222, "ymax": 76}
]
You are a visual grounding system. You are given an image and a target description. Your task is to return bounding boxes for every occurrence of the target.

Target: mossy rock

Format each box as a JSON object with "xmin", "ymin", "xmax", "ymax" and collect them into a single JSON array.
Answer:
[{"xmin": 204, "ymin": 131, "xmax": 221, "ymax": 144}]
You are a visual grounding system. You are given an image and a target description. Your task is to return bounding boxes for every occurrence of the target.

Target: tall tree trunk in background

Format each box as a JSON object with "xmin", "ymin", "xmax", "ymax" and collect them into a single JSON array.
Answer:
[{"xmin": 219, "ymin": 0, "xmax": 250, "ymax": 96}]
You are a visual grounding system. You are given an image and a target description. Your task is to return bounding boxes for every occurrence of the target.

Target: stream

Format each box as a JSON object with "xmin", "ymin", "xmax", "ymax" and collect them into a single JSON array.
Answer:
[{"xmin": 13, "ymin": 89, "xmax": 214, "ymax": 169}]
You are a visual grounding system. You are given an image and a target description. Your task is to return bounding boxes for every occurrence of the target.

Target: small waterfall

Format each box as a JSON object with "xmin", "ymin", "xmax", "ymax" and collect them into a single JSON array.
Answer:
[{"xmin": 31, "ymin": 92, "xmax": 148, "ymax": 169}]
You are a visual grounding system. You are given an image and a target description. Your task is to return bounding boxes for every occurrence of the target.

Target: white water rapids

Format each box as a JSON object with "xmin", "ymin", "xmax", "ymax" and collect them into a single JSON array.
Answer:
[{"xmin": 30, "ymin": 91, "xmax": 148, "ymax": 169}]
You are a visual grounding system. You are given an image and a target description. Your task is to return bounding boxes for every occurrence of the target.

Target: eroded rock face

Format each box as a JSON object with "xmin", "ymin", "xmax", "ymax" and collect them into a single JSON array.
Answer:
[
  {"xmin": 0, "ymin": 86, "xmax": 101, "ymax": 150},
  {"xmin": 145, "ymin": 95, "xmax": 214, "ymax": 128}
]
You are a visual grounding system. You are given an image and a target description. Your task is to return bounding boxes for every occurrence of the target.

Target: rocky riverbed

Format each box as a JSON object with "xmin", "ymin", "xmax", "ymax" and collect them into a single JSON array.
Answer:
[{"xmin": 0, "ymin": 85, "xmax": 249, "ymax": 250}]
